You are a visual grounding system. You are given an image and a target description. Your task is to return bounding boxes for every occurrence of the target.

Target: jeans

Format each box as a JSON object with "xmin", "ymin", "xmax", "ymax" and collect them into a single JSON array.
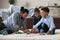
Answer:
[
  {"xmin": 0, "ymin": 23, "xmax": 13, "ymax": 34},
  {"xmin": 50, "ymin": 28, "xmax": 55, "ymax": 34},
  {"xmin": 37, "ymin": 23, "xmax": 55, "ymax": 34}
]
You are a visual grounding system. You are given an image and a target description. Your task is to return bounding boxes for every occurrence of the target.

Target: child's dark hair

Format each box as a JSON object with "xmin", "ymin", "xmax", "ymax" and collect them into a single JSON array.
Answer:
[
  {"xmin": 34, "ymin": 8, "xmax": 40, "ymax": 13},
  {"xmin": 41, "ymin": 7, "xmax": 50, "ymax": 13},
  {"xmin": 21, "ymin": 9, "xmax": 29, "ymax": 14}
]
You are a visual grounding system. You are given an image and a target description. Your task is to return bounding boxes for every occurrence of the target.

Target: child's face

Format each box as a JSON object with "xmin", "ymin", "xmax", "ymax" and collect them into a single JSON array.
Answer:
[
  {"xmin": 34, "ymin": 12, "xmax": 40, "ymax": 17},
  {"xmin": 22, "ymin": 12, "xmax": 28, "ymax": 19},
  {"xmin": 40, "ymin": 10, "xmax": 48, "ymax": 17}
]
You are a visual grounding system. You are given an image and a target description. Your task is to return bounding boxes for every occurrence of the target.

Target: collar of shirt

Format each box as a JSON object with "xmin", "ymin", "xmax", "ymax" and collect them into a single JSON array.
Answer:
[{"xmin": 42, "ymin": 15, "xmax": 50, "ymax": 19}]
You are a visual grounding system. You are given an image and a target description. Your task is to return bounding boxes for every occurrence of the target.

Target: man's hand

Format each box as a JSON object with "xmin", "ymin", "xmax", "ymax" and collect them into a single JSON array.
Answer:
[{"xmin": 19, "ymin": 27, "xmax": 24, "ymax": 31}]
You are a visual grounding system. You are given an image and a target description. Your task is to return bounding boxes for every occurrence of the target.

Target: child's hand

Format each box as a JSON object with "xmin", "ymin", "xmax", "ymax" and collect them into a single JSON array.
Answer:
[
  {"xmin": 46, "ymin": 31, "xmax": 50, "ymax": 35},
  {"xmin": 23, "ymin": 29, "xmax": 31, "ymax": 34},
  {"xmin": 31, "ymin": 29, "xmax": 38, "ymax": 33}
]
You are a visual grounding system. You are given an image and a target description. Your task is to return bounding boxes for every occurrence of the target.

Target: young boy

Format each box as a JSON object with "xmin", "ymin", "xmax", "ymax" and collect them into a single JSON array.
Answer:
[
  {"xmin": 33, "ymin": 7, "xmax": 55, "ymax": 34},
  {"xmin": 2, "ymin": 9, "xmax": 29, "ymax": 34}
]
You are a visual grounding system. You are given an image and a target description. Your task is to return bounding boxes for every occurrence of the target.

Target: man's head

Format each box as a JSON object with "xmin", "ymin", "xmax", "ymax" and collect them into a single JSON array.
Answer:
[
  {"xmin": 40, "ymin": 7, "xmax": 50, "ymax": 18},
  {"xmin": 20, "ymin": 9, "xmax": 29, "ymax": 19},
  {"xmin": 34, "ymin": 8, "xmax": 40, "ymax": 17}
]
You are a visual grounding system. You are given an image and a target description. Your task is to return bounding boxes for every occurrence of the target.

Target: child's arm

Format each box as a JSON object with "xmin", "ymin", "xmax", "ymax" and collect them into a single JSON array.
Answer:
[
  {"xmin": 47, "ymin": 17, "xmax": 55, "ymax": 34},
  {"xmin": 49, "ymin": 17, "xmax": 55, "ymax": 31},
  {"xmin": 33, "ymin": 18, "xmax": 42, "ymax": 29}
]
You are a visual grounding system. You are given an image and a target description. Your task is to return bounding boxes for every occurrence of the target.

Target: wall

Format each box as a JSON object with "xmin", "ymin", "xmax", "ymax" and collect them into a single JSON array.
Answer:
[
  {"xmin": 0, "ymin": 0, "xmax": 60, "ymax": 17},
  {"xmin": 15, "ymin": 0, "xmax": 60, "ymax": 8},
  {"xmin": 0, "ymin": 0, "xmax": 60, "ymax": 8},
  {"xmin": 0, "ymin": 0, "xmax": 9, "ymax": 9},
  {"xmin": 0, "ymin": 0, "xmax": 1, "ymax": 8}
]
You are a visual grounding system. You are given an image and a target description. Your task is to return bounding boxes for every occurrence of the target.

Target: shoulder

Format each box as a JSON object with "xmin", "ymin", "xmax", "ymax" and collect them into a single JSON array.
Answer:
[
  {"xmin": 12, "ymin": 12, "xmax": 20, "ymax": 17},
  {"xmin": 49, "ymin": 15, "xmax": 53, "ymax": 18},
  {"xmin": 13, "ymin": 12, "xmax": 20, "ymax": 15},
  {"xmin": 48, "ymin": 16, "xmax": 54, "ymax": 21}
]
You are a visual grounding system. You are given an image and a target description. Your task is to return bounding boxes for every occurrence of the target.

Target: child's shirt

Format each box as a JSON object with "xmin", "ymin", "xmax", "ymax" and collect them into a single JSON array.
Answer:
[
  {"xmin": 33, "ymin": 15, "xmax": 55, "ymax": 32},
  {"xmin": 33, "ymin": 16, "xmax": 42, "ymax": 25}
]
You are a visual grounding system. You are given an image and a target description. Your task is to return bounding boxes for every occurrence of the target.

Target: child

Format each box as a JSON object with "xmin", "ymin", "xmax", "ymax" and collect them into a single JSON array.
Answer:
[
  {"xmin": 32, "ymin": 8, "xmax": 42, "ymax": 32},
  {"xmin": 33, "ymin": 8, "xmax": 42, "ymax": 25},
  {"xmin": 33, "ymin": 7, "xmax": 55, "ymax": 34}
]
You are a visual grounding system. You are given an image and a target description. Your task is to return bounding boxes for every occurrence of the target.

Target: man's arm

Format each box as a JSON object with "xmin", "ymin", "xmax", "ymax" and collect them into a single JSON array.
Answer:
[{"xmin": 12, "ymin": 12, "xmax": 20, "ymax": 31}]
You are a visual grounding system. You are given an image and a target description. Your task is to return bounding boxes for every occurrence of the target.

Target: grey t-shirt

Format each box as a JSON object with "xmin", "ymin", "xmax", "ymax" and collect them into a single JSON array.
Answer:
[{"xmin": 3, "ymin": 12, "xmax": 27, "ymax": 32}]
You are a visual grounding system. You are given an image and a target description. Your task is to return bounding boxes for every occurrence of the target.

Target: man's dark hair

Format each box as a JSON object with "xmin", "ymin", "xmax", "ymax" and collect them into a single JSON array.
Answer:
[
  {"xmin": 21, "ymin": 9, "xmax": 29, "ymax": 14},
  {"xmin": 34, "ymin": 8, "xmax": 40, "ymax": 13},
  {"xmin": 41, "ymin": 7, "xmax": 50, "ymax": 13}
]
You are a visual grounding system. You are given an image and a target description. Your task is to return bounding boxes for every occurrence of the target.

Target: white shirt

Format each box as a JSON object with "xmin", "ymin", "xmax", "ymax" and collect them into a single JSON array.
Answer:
[
  {"xmin": 8, "ymin": 5, "xmax": 20, "ymax": 13},
  {"xmin": 3, "ymin": 12, "xmax": 20, "ymax": 32},
  {"xmin": 33, "ymin": 16, "xmax": 55, "ymax": 31}
]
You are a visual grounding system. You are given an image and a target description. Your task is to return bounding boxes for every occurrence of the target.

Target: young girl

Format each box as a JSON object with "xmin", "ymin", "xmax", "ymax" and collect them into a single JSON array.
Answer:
[{"xmin": 33, "ymin": 8, "xmax": 42, "ymax": 32}]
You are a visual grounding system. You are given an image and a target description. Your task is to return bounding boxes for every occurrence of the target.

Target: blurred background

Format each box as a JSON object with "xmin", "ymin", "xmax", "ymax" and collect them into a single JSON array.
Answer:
[{"xmin": 0, "ymin": 0, "xmax": 60, "ymax": 18}]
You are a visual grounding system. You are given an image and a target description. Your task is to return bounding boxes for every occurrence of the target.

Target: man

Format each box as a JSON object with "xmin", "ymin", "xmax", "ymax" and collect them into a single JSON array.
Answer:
[
  {"xmin": 3, "ymin": 9, "xmax": 29, "ymax": 33},
  {"xmin": 33, "ymin": 7, "xmax": 55, "ymax": 34}
]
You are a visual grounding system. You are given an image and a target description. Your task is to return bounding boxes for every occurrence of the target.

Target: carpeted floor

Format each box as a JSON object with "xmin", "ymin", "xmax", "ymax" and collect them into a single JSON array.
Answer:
[{"xmin": 0, "ymin": 29, "xmax": 60, "ymax": 40}]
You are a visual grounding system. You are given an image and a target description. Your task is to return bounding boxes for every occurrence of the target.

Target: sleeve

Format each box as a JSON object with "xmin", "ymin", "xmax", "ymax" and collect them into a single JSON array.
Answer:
[
  {"xmin": 49, "ymin": 17, "xmax": 55, "ymax": 31},
  {"xmin": 33, "ymin": 18, "xmax": 42, "ymax": 29}
]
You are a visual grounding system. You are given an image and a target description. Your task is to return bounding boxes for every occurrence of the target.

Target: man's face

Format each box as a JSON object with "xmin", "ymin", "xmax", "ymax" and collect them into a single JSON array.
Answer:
[
  {"xmin": 40, "ymin": 10, "xmax": 48, "ymax": 17},
  {"xmin": 22, "ymin": 12, "xmax": 28, "ymax": 19}
]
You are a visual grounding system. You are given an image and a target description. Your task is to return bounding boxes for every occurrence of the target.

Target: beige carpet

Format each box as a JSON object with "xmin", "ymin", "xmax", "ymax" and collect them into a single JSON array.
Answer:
[{"xmin": 0, "ymin": 29, "xmax": 60, "ymax": 40}]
